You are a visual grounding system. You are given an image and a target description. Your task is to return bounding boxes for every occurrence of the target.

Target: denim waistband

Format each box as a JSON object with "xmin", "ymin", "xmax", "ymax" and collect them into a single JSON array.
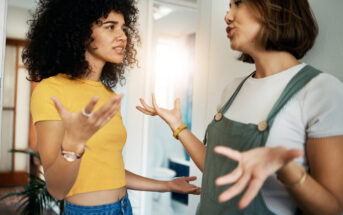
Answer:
[{"xmin": 64, "ymin": 194, "xmax": 132, "ymax": 215}]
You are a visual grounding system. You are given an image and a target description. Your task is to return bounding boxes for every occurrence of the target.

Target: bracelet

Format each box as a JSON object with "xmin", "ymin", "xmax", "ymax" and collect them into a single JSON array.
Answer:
[
  {"xmin": 173, "ymin": 124, "xmax": 187, "ymax": 139},
  {"xmin": 276, "ymin": 170, "xmax": 308, "ymax": 188},
  {"xmin": 60, "ymin": 144, "xmax": 85, "ymax": 162}
]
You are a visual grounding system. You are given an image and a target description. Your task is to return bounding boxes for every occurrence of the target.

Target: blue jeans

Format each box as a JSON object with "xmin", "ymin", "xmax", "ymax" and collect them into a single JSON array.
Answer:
[{"xmin": 63, "ymin": 195, "xmax": 132, "ymax": 215}]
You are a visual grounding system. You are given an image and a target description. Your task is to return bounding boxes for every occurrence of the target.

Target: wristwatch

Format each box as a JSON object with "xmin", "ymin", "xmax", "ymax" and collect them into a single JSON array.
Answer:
[{"xmin": 60, "ymin": 145, "xmax": 85, "ymax": 162}]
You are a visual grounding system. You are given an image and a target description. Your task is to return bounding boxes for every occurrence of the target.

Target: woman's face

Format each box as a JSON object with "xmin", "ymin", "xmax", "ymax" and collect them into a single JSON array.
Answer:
[
  {"xmin": 86, "ymin": 11, "xmax": 127, "ymax": 65},
  {"xmin": 225, "ymin": 0, "xmax": 263, "ymax": 53}
]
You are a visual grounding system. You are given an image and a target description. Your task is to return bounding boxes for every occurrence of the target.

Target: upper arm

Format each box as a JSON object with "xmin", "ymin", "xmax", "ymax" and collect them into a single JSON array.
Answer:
[
  {"xmin": 35, "ymin": 121, "xmax": 65, "ymax": 172},
  {"xmin": 306, "ymin": 136, "xmax": 343, "ymax": 206},
  {"xmin": 31, "ymin": 80, "xmax": 65, "ymax": 171}
]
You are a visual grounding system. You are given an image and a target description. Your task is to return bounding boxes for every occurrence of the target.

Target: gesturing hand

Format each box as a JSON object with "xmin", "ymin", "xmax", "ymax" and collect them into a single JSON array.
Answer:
[
  {"xmin": 136, "ymin": 94, "xmax": 183, "ymax": 131},
  {"xmin": 167, "ymin": 176, "xmax": 201, "ymax": 195},
  {"xmin": 51, "ymin": 94, "xmax": 123, "ymax": 145},
  {"xmin": 214, "ymin": 146, "xmax": 303, "ymax": 209}
]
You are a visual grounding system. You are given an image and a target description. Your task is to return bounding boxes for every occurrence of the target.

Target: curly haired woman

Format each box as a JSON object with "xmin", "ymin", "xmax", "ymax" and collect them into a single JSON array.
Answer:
[{"xmin": 24, "ymin": 0, "xmax": 200, "ymax": 214}]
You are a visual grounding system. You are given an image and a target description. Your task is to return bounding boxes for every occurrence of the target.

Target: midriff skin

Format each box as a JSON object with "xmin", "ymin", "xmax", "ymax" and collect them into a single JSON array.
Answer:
[{"xmin": 66, "ymin": 186, "xmax": 127, "ymax": 206}]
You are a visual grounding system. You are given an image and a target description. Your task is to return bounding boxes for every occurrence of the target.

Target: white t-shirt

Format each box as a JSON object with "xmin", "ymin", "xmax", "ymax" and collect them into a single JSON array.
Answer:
[{"xmin": 218, "ymin": 63, "xmax": 343, "ymax": 215}]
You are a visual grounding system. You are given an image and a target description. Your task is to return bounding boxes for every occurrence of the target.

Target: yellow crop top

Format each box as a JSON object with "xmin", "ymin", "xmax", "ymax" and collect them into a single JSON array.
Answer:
[{"xmin": 30, "ymin": 74, "xmax": 127, "ymax": 197}]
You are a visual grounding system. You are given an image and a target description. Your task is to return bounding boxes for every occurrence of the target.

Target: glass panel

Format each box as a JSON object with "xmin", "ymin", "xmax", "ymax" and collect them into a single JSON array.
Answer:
[
  {"xmin": 15, "ymin": 153, "xmax": 27, "ymax": 171},
  {"xmin": 18, "ymin": 46, "xmax": 24, "ymax": 66},
  {"xmin": 15, "ymin": 68, "xmax": 30, "ymax": 150},
  {"xmin": 3, "ymin": 45, "xmax": 17, "ymax": 107},
  {"xmin": 0, "ymin": 110, "xmax": 14, "ymax": 171}
]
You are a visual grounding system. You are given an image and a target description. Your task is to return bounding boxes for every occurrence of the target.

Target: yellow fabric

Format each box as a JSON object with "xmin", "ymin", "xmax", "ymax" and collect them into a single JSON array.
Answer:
[{"xmin": 31, "ymin": 74, "xmax": 127, "ymax": 197}]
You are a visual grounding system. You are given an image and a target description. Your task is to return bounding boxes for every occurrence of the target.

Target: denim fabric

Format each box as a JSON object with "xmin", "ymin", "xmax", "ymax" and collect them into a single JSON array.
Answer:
[{"xmin": 63, "ymin": 195, "xmax": 132, "ymax": 215}]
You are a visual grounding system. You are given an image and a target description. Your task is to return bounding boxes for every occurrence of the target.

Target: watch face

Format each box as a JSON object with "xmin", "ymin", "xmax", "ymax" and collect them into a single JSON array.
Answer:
[{"xmin": 63, "ymin": 153, "xmax": 77, "ymax": 162}]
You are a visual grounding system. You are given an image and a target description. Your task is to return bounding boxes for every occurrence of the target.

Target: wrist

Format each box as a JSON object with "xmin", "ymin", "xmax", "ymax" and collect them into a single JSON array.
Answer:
[
  {"xmin": 276, "ymin": 162, "xmax": 305, "ymax": 186},
  {"xmin": 173, "ymin": 124, "xmax": 188, "ymax": 139},
  {"xmin": 165, "ymin": 180, "xmax": 172, "ymax": 192},
  {"xmin": 169, "ymin": 121, "xmax": 184, "ymax": 132},
  {"xmin": 62, "ymin": 134, "xmax": 86, "ymax": 155}
]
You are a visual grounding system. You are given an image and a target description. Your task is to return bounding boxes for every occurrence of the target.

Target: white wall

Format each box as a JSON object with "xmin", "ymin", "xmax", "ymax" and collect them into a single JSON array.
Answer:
[
  {"xmin": 124, "ymin": 0, "xmax": 153, "ymax": 214},
  {"xmin": 0, "ymin": 0, "xmax": 8, "ymax": 160},
  {"xmin": 304, "ymin": 0, "xmax": 343, "ymax": 80},
  {"xmin": 6, "ymin": 6, "xmax": 31, "ymax": 39},
  {"xmin": 188, "ymin": 0, "xmax": 343, "ymax": 214}
]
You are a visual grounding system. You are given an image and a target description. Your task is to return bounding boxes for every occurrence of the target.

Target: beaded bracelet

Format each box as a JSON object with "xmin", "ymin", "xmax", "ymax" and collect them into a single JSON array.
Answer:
[{"xmin": 173, "ymin": 124, "xmax": 187, "ymax": 139}]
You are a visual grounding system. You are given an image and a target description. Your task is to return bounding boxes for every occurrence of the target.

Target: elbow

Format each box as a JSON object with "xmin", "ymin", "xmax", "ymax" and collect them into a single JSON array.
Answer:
[{"xmin": 46, "ymin": 185, "xmax": 66, "ymax": 200}]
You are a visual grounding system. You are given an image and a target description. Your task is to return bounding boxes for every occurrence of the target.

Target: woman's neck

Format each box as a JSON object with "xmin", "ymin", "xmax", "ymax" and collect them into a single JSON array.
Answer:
[
  {"xmin": 251, "ymin": 51, "xmax": 300, "ymax": 78},
  {"xmin": 84, "ymin": 51, "xmax": 105, "ymax": 81}
]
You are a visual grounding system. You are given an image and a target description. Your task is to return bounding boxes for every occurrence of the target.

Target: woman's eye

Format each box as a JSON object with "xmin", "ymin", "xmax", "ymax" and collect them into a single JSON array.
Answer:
[
  {"xmin": 234, "ymin": 0, "xmax": 242, "ymax": 6},
  {"xmin": 105, "ymin": 25, "xmax": 114, "ymax": 30}
]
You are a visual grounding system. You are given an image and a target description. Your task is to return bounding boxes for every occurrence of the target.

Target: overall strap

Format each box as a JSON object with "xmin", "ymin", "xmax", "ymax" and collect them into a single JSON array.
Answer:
[
  {"xmin": 219, "ymin": 72, "xmax": 255, "ymax": 114},
  {"xmin": 266, "ymin": 65, "xmax": 321, "ymax": 126}
]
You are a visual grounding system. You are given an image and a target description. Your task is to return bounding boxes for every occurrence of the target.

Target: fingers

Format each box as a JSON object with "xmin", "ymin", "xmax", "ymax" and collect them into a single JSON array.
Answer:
[
  {"xmin": 99, "ymin": 98, "xmax": 122, "ymax": 127},
  {"xmin": 151, "ymin": 94, "xmax": 160, "ymax": 111},
  {"xmin": 239, "ymin": 177, "xmax": 264, "ymax": 209},
  {"xmin": 139, "ymin": 98, "xmax": 156, "ymax": 113},
  {"xmin": 51, "ymin": 96, "xmax": 69, "ymax": 118},
  {"xmin": 184, "ymin": 176, "xmax": 197, "ymax": 182},
  {"xmin": 216, "ymin": 167, "xmax": 243, "ymax": 186},
  {"xmin": 283, "ymin": 149, "xmax": 304, "ymax": 163},
  {"xmin": 94, "ymin": 94, "xmax": 122, "ymax": 116},
  {"xmin": 136, "ymin": 106, "xmax": 155, "ymax": 116},
  {"xmin": 95, "ymin": 94, "xmax": 123, "ymax": 126},
  {"xmin": 83, "ymin": 96, "xmax": 100, "ymax": 116},
  {"xmin": 218, "ymin": 172, "xmax": 251, "ymax": 202},
  {"xmin": 194, "ymin": 187, "xmax": 201, "ymax": 195},
  {"xmin": 174, "ymin": 98, "xmax": 181, "ymax": 110},
  {"xmin": 214, "ymin": 146, "xmax": 241, "ymax": 161},
  {"xmin": 189, "ymin": 187, "xmax": 201, "ymax": 195}
]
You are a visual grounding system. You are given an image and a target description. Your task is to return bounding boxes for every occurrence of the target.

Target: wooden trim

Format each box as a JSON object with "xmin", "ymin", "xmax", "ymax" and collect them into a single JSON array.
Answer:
[
  {"xmin": 29, "ymin": 82, "xmax": 38, "ymax": 151},
  {"xmin": 6, "ymin": 38, "xmax": 27, "ymax": 47},
  {"xmin": 18, "ymin": 65, "xmax": 26, "ymax": 69},
  {"xmin": 11, "ymin": 46, "xmax": 19, "ymax": 171},
  {"xmin": 2, "ymin": 107, "xmax": 14, "ymax": 110},
  {"xmin": 0, "ymin": 171, "xmax": 28, "ymax": 186}
]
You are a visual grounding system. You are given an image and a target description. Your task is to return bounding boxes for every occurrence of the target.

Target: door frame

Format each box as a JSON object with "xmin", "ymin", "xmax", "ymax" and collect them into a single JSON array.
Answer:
[{"xmin": 0, "ymin": 0, "xmax": 8, "ymax": 161}]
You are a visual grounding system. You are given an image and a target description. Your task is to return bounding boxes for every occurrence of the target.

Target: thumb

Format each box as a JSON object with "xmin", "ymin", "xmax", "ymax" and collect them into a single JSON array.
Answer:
[
  {"xmin": 51, "ymin": 96, "xmax": 69, "ymax": 119},
  {"xmin": 175, "ymin": 98, "xmax": 181, "ymax": 110},
  {"xmin": 283, "ymin": 149, "xmax": 304, "ymax": 163}
]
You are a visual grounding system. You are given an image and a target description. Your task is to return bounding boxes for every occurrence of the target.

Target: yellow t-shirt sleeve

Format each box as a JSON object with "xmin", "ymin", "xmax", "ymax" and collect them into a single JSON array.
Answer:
[{"xmin": 30, "ymin": 82, "xmax": 62, "ymax": 124}]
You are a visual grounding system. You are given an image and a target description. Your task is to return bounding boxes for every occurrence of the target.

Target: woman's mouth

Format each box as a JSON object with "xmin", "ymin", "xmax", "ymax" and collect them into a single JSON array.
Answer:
[
  {"xmin": 226, "ymin": 26, "xmax": 234, "ymax": 38},
  {"xmin": 113, "ymin": 46, "xmax": 125, "ymax": 55}
]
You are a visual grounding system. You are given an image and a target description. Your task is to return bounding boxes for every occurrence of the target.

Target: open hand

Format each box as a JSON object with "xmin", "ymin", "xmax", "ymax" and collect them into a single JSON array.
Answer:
[
  {"xmin": 214, "ymin": 146, "xmax": 303, "ymax": 208},
  {"xmin": 167, "ymin": 176, "xmax": 201, "ymax": 195},
  {"xmin": 136, "ymin": 94, "xmax": 183, "ymax": 131},
  {"xmin": 51, "ymin": 94, "xmax": 123, "ymax": 145}
]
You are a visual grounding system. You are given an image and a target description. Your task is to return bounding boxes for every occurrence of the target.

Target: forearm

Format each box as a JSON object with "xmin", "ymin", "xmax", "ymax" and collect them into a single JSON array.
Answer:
[
  {"xmin": 41, "ymin": 135, "xmax": 84, "ymax": 200},
  {"xmin": 125, "ymin": 170, "xmax": 169, "ymax": 192},
  {"xmin": 277, "ymin": 162, "xmax": 342, "ymax": 215},
  {"xmin": 44, "ymin": 155, "xmax": 81, "ymax": 200},
  {"xmin": 177, "ymin": 129, "xmax": 206, "ymax": 171}
]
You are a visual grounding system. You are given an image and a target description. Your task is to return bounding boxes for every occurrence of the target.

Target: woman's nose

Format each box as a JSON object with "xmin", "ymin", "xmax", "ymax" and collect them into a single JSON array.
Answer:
[
  {"xmin": 116, "ymin": 30, "xmax": 127, "ymax": 42},
  {"xmin": 225, "ymin": 9, "xmax": 233, "ymax": 24}
]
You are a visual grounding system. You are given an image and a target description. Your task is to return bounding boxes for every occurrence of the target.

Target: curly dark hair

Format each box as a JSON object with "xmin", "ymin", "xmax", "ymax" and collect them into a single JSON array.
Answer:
[{"xmin": 22, "ymin": 0, "xmax": 140, "ymax": 88}]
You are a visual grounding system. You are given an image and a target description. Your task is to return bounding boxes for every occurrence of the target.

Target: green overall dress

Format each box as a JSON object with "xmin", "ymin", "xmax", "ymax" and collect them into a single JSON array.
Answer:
[{"xmin": 197, "ymin": 65, "xmax": 321, "ymax": 215}]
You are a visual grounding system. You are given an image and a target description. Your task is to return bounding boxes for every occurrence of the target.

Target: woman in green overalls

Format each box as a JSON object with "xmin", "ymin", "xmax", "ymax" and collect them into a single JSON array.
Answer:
[{"xmin": 137, "ymin": 0, "xmax": 343, "ymax": 214}]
